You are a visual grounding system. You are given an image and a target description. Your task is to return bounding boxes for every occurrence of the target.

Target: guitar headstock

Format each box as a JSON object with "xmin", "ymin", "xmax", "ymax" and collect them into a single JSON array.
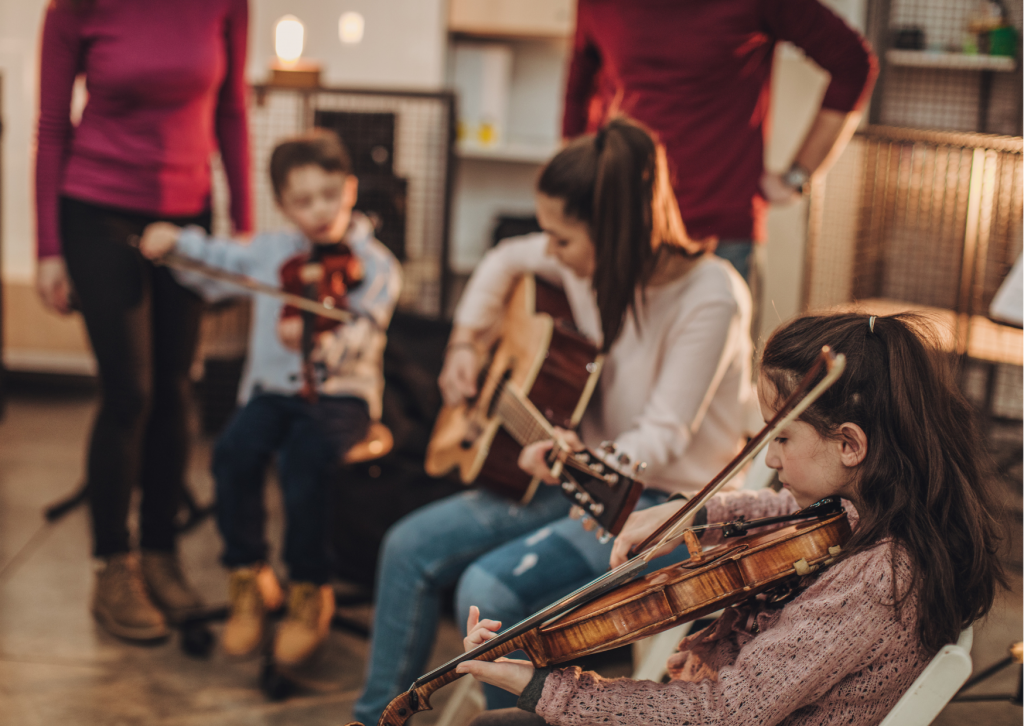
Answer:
[{"xmin": 549, "ymin": 442, "xmax": 644, "ymax": 537}]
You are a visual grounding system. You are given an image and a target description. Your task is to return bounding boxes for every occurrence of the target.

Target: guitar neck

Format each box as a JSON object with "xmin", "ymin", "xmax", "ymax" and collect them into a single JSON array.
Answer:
[{"xmin": 493, "ymin": 383, "xmax": 556, "ymax": 448}]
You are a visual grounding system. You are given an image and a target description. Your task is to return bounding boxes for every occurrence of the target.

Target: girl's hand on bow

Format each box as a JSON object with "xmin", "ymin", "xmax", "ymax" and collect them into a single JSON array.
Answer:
[{"xmin": 610, "ymin": 498, "xmax": 692, "ymax": 568}]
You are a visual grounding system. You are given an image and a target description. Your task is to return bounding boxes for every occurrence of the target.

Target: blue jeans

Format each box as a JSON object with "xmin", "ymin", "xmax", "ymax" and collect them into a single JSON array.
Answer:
[
  {"xmin": 213, "ymin": 392, "xmax": 369, "ymax": 585},
  {"xmin": 353, "ymin": 486, "xmax": 685, "ymax": 722}
]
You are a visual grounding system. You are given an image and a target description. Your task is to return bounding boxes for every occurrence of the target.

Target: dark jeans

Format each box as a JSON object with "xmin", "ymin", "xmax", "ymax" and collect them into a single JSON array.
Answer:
[
  {"xmin": 61, "ymin": 196, "xmax": 210, "ymax": 557},
  {"xmin": 212, "ymin": 393, "xmax": 370, "ymax": 584}
]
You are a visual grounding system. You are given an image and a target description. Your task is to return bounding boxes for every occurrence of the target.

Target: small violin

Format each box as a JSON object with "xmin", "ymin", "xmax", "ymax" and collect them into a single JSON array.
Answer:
[
  {"xmin": 278, "ymin": 243, "xmax": 364, "ymax": 402},
  {"xmin": 278, "ymin": 243, "xmax": 364, "ymax": 333}
]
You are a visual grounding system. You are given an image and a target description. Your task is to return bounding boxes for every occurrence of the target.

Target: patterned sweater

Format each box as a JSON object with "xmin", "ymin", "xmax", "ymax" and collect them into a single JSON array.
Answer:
[{"xmin": 534, "ymin": 489, "xmax": 930, "ymax": 726}]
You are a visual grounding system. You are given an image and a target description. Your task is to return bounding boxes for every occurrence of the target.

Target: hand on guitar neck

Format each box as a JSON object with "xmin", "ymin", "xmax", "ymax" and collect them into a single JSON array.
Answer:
[{"xmin": 517, "ymin": 427, "xmax": 585, "ymax": 485}]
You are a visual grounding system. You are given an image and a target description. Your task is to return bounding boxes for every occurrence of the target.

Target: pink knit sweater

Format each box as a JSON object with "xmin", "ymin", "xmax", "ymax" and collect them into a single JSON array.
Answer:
[{"xmin": 536, "ymin": 489, "xmax": 930, "ymax": 726}]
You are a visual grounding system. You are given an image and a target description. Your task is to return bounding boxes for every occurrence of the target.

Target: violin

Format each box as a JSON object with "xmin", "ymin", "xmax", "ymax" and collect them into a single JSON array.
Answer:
[
  {"xmin": 278, "ymin": 244, "xmax": 364, "ymax": 401},
  {"xmin": 278, "ymin": 242, "xmax": 364, "ymax": 334},
  {"xmin": 346, "ymin": 347, "xmax": 848, "ymax": 726}
]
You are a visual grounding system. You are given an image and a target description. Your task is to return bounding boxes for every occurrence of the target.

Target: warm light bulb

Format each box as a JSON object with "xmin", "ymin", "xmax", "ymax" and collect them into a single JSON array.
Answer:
[
  {"xmin": 275, "ymin": 15, "xmax": 305, "ymax": 63},
  {"xmin": 339, "ymin": 12, "xmax": 365, "ymax": 44}
]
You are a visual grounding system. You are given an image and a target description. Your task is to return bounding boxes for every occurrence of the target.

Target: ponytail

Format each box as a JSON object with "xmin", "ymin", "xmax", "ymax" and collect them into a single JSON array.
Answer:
[
  {"xmin": 761, "ymin": 313, "xmax": 1008, "ymax": 653},
  {"xmin": 538, "ymin": 117, "xmax": 699, "ymax": 349}
]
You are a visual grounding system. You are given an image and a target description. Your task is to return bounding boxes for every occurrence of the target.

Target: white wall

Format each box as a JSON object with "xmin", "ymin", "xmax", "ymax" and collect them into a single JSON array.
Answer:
[
  {"xmin": 0, "ymin": 0, "xmax": 448, "ymax": 285},
  {"xmin": 247, "ymin": 0, "xmax": 447, "ymax": 89},
  {"xmin": 0, "ymin": 0, "xmax": 49, "ymax": 283}
]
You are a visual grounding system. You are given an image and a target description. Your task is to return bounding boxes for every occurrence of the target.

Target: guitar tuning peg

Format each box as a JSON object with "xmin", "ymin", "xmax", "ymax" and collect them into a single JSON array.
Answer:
[
  {"xmin": 632, "ymin": 461, "xmax": 647, "ymax": 476},
  {"xmin": 561, "ymin": 481, "xmax": 575, "ymax": 493},
  {"xmin": 617, "ymin": 452, "xmax": 631, "ymax": 466},
  {"xmin": 605, "ymin": 472, "xmax": 619, "ymax": 485},
  {"xmin": 600, "ymin": 441, "xmax": 616, "ymax": 454},
  {"xmin": 590, "ymin": 502, "xmax": 605, "ymax": 516},
  {"xmin": 597, "ymin": 530, "xmax": 612, "ymax": 544}
]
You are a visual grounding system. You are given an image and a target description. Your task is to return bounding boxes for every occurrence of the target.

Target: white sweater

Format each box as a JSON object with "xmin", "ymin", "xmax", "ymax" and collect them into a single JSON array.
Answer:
[{"xmin": 454, "ymin": 233, "xmax": 753, "ymax": 496}]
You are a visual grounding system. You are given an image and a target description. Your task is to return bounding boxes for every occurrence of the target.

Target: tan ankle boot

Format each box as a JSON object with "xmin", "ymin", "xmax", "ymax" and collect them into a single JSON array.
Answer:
[
  {"xmin": 141, "ymin": 550, "xmax": 204, "ymax": 624},
  {"xmin": 92, "ymin": 552, "xmax": 169, "ymax": 641},
  {"xmin": 274, "ymin": 582, "xmax": 334, "ymax": 666},
  {"xmin": 223, "ymin": 565, "xmax": 282, "ymax": 657}
]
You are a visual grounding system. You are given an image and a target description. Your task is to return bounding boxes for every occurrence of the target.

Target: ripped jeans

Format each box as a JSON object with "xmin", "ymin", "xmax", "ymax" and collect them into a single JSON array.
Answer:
[{"xmin": 353, "ymin": 486, "xmax": 676, "ymax": 723}]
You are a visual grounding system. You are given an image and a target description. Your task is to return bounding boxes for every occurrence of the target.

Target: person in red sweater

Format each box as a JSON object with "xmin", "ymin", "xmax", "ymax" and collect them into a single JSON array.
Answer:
[
  {"xmin": 562, "ymin": 0, "xmax": 878, "ymax": 299},
  {"xmin": 34, "ymin": 0, "xmax": 253, "ymax": 641}
]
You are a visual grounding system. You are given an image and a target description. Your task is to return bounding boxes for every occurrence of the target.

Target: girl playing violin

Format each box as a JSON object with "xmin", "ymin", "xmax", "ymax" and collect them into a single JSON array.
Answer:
[
  {"xmin": 139, "ymin": 130, "xmax": 401, "ymax": 665},
  {"xmin": 459, "ymin": 311, "xmax": 1008, "ymax": 726}
]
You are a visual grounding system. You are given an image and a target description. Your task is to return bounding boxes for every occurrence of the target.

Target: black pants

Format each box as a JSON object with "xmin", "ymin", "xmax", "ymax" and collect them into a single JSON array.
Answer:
[{"xmin": 61, "ymin": 196, "xmax": 209, "ymax": 557}]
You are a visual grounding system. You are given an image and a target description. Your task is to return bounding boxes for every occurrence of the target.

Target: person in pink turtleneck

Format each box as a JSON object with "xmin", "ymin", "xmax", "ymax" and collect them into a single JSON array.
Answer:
[
  {"xmin": 458, "ymin": 312, "xmax": 1008, "ymax": 726},
  {"xmin": 34, "ymin": 0, "xmax": 252, "ymax": 641}
]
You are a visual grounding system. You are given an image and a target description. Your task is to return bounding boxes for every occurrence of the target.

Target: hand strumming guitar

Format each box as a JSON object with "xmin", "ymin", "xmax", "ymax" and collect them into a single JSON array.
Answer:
[{"xmin": 438, "ymin": 327, "xmax": 483, "ymax": 406}]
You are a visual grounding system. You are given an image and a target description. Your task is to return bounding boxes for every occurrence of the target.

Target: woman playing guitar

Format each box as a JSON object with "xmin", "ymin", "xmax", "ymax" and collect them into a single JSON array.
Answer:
[
  {"xmin": 459, "ymin": 312, "xmax": 1009, "ymax": 726},
  {"xmin": 354, "ymin": 117, "xmax": 756, "ymax": 721}
]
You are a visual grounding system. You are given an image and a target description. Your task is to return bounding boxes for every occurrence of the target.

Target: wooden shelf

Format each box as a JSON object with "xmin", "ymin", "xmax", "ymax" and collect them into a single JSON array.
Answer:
[
  {"xmin": 886, "ymin": 49, "xmax": 1017, "ymax": 72},
  {"xmin": 449, "ymin": 0, "xmax": 574, "ymax": 39},
  {"xmin": 456, "ymin": 140, "xmax": 557, "ymax": 163}
]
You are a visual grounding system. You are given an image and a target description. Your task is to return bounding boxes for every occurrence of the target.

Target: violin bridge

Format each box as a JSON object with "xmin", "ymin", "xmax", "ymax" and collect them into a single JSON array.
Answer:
[{"xmin": 682, "ymin": 530, "xmax": 704, "ymax": 563}]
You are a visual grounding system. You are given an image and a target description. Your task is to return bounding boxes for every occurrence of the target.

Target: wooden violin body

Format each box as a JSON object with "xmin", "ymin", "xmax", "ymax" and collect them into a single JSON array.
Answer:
[
  {"xmin": 349, "ymin": 509, "xmax": 851, "ymax": 726},
  {"xmin": 532, "ymin": 510, "xmax": 851, "ymax": 661},
  {"xmin": 279, "ymin": 245, "xmax": 364, "ymax": 333}
]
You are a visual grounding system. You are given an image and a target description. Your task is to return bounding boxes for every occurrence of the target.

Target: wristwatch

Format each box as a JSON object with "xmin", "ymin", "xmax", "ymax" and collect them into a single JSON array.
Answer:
[{"xmin": 781, "ymin": 162, "xmax": 810, "ymax": 194}]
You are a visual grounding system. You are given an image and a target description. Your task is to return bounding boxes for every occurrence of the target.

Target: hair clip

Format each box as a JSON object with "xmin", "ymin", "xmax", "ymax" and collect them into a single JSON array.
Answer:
[{"xmin": 868, "ymin": 316, "xmax": 877, "ymax": 334}]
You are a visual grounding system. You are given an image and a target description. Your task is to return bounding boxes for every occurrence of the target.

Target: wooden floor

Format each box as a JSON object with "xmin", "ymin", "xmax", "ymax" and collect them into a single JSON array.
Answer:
[{"xmin": 0, "ymin": 380, "xmax": 1019, "ymax": 725}]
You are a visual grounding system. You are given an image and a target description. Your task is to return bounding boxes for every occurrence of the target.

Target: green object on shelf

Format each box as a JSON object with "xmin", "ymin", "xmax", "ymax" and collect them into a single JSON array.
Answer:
[{"xmin": 988, "ymin": 25, "xmax": 1017, "ymax": 57}]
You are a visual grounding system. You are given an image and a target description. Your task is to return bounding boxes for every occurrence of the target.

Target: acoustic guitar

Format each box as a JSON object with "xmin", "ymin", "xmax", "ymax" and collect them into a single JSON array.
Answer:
[{"xmin": 425, "ymin": 274, "xmax": 643, "ymax": 536}]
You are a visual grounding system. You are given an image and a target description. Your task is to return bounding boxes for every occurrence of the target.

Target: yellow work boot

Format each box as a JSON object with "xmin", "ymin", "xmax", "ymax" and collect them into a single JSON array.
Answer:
[
  {"xmin": 223, "ymin": 565, "xmax": 283, "ymax": 658},
  {"xmin": 92, "ymin": 552, "xmax": 169, "ymax": 641},
  {"xmin": 273, "ymin": 582, "xmax": 335, "ymax": 666},
  {"xmin": 141, "ymin": 550, "xmax": 204, "ymax": 624}
]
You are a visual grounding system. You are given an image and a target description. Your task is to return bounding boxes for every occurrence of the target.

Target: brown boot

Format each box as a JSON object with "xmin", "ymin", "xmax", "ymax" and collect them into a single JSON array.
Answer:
[
  {"xmin": 92, "ymin": 552, "xmax": 169, "ymax": 641},
  {"xmin": 141, "ymin": 550, "xmax": 204, "ymax": 624},
  {"xmin": 223, "ymin": 565, "xmax": 283, "ymax": 658},
  {"xmin": 273, "ymin": 582, "xmax": 335, "ymax": 666}
]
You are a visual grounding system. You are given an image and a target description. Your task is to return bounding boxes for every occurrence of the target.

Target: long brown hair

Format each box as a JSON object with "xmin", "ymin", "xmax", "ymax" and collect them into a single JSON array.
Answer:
[
  {"xmin": 537, "ymin": 117, "xmax": 700, "ymax": 350},
  {"xmin": 761, "ymin": 312, "xmax": 1008, "ymax": 653}
]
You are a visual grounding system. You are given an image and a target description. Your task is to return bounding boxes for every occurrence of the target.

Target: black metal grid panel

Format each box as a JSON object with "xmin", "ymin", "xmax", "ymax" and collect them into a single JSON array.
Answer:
[
  {"xmin": 309, "ymin": 89, "xmax": 454, "ymax": 317},
  {"xmin": 875, "ymin": 0, "xmax": 1023, "ymax": 135}
]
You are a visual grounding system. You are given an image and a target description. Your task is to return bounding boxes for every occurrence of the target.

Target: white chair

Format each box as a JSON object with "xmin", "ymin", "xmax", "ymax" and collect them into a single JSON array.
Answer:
[{"xmin": 878, "ymin": 626, "xmax": 974, "ymax": 726}]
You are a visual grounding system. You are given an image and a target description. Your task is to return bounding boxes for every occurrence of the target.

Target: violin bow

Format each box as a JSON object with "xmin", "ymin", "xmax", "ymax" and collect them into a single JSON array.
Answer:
[
  {"xmin": 127, "ymin": 235, "xmax": 353, "ymax": 324},
  {"xmin": 633, "ymin": 346, "xmax": 847, "ymax": 563}
]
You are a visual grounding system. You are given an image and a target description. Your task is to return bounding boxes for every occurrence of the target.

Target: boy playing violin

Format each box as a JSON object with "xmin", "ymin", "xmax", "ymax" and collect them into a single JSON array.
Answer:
[{"xmin": 139, "ymin": 130, "xmax": 401, "ymax": 664}]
